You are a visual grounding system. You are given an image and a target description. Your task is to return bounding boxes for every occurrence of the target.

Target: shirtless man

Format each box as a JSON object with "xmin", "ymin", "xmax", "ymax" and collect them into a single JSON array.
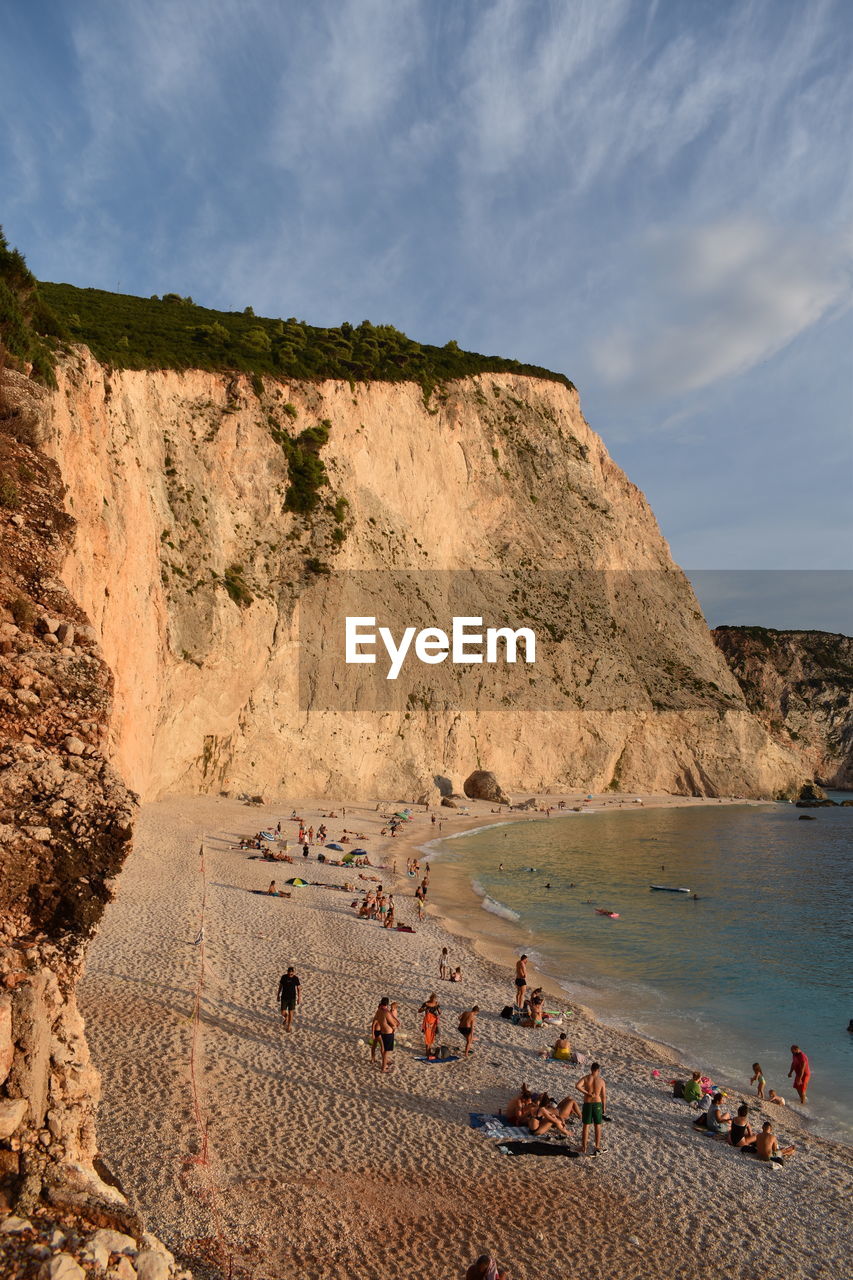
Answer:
[
  {"xmin": 514, "ymin": 954, "xmax": 528, "ymax": 1009},
  {"xmin": 746, "ymin": 1120, "xmax": 795, "ymax": 1164},
  {"xmin": 373, "ymin": 997, "xmax": 399, "ymax": 1073},
  {"xmin": 788, "ymin": 1044, "xmax": 810, "ymax": 1104},
  {"xmin": 576, "ymin": 1062, "xmax": 607, "ymax": 1154},
  {"xmin": 458, "ymin": 1005, "xmax": 479, "ymax": 1057}
]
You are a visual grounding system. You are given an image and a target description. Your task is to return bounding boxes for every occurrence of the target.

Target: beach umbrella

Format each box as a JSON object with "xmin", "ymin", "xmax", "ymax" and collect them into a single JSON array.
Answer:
[
  {"xmin": 326, "ymin": 842, "xmax": 344, "ymax": 850},
  {"xmin": 285, "ymin": 877, "xmax": 309, "ymax": 886},
  {"xmin": 341, "ymin": 853, "xmax": 356, "ymax": 864}
]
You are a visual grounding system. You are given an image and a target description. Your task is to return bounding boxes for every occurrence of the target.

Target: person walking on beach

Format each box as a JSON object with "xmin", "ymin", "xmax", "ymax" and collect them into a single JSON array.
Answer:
[
  {"xmin": 576, "ymin": 1062, "xmax": 607, "ymax": 1154},
  {"xmin": 788, "ymin": 1045, "xmax": 810, "ymax": 1103},
  {"xmin": 514, "ymin": 955, "xmax": 528, "ymax": 1009},
  {"xmin": 276, "ymin": 966, "xmax": 301, "ymax": 1032},
  {"xmin": 373, "ymin": 997, "xmax": 399, "ymax": 1073},
  {"xmin": 458, "ymin": 1005, "xmax": 479, "ymax": 1056},
  {"xmin": 750, "ymin": 1063, "xmax": 766, "ymax": 1100},
  {"xmin": 439, "ymin": 947, "xmax": 449, "ymax": 980}
]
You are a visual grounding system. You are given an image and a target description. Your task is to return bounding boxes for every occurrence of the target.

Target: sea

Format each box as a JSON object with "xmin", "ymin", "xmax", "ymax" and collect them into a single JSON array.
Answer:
[{"xmin": 424, "ymin": 797, "xmax": 853, "ymax": 1141}]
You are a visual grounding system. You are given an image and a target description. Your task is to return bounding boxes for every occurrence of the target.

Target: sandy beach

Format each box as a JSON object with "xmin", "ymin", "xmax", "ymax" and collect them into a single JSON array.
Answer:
[{"xmin": 78, "ymin": 794, "xmax": 852, "ymax": 1280}]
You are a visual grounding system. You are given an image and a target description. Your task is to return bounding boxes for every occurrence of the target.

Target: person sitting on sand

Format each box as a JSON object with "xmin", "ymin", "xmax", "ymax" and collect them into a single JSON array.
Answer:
[
  {"xmin": 555, "ymin": 1093, "xmax": 582, "ymax": 1123},
  {"xmin": 465, "ymin": 1255, "xmax": 506, "ymax": 1280},
  {"xmin": 268, "ymin": 880, "xmax": 277, "ymax": 895},
  {"xmin": 527, "ymin": 1092, "xmax": 571, "ymax": 1138},
  {"xmin": 742, "ymin": 1120, "xmax": 795, "ymax": 1164},
  {"xmin": 768, "ymin": 1090, "xmax": 786, "ymax": 1105},
  {"xmin": 683, "ymin": 1071, "xmax": 704, "ymax": 1103},
  {"xmin": 704, "ymin": 1093, "xmax": 732, "ymax": 1134},
  {"xmin": 552, "ymin": 1033, "xmax": 572, "ymax": 1061},
  {"xmin": 450, "ymin": 966, "xmax": 462, "ymax": 982},
  {"xmin": 419, "ymin": 994, "xmax": 441, "ymax": 1059},
  {"xmin": 521, "ymin": 988, "xmax": 544, "ymax": 1028},
  {"xmin": 458, "ymin": 1006, "xmax": 479, "ymax": 1057},
  {"xmin": 504, "ymin": 1084, "xmax": 534, "ymax": 1124},
  {"xmin": 729, "ymin": 1103, "xmax": 759, "ymax": 1149}
]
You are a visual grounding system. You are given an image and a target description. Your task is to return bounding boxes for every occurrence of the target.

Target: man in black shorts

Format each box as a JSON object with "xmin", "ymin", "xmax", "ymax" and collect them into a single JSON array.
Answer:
[
  {"xmin": 276, "ymin": 966, "xmax": 301, "ymax": 1032},
  {"xmin": 514, "ymin": 954, "xmax": 528, "ymax": 1009}
]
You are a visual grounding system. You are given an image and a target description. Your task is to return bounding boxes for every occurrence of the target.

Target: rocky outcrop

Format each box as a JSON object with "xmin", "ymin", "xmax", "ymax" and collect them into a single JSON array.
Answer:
[
  {"xmin": 0, "ymin": 375, "xmax": 137, "ymax": 1237},
  {"xmin": 463, "ymin": 770, "xmax": 510, "ymax": 805},
  {"xmin": 713, "ymin": 627, "xmax": 853, "ymax": 790},
  {"xmin": 41, "ymin": 348, "xmax": 804, "ymax": 802}
]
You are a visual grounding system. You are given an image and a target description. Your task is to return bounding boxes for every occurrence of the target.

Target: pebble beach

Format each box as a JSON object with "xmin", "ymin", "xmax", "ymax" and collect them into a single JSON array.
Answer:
[{"xmin": 78, "ymin": 795, "xmax": 853, "ymax": 1280}]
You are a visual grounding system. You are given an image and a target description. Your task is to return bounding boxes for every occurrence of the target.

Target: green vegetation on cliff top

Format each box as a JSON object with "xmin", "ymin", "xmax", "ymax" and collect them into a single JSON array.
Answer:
[
  {"xmin": 0, "ymin": 229, "xmax": 66, "ymax": 386},
  {"xmin": 37, "ymin": 280, "xmax": 574, "ymax": 393},
  {"xmin": 1, "ymin": 228, "xmax": 573, "ymax": 393}
]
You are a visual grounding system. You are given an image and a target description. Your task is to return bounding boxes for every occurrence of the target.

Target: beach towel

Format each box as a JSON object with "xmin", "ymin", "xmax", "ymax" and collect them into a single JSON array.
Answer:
[
  {"xmin": 469, "ymin": 1114, "xmax": 532, "ymax": 1142},
  {"xmin": 497, "ymin": 1141, "xmax": 581, "ymax": 1157},
  {"xmin": 414, "ymin": 1055, "xmax": 461, "ymax": 1064}
]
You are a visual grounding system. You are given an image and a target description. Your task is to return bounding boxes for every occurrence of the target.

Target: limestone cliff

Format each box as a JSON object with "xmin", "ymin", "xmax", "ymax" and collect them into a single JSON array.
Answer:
[
  {"xmin": 38, "ymin": 347, "xmax": 803, "ymax": 802},
  {"xmin": 713, "ymin": 626, "xmax": 853, "ymax": 790},
  {"xmin": 0, "ymin": 369, "xmax": 136, "ymax": 1223}
]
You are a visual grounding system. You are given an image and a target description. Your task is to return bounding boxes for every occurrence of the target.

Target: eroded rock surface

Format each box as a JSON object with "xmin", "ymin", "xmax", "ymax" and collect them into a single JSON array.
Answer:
[
  {"xmin": 0, "ymin": 371, "xmax": 141, "ymax": 1261},
  {"xmin": 43, "ymin": 350, "xmax": 805, "ymax": 802},
  {"xmin": 713, "ymin": 626, "xmax": 853, "ymax": 790}
]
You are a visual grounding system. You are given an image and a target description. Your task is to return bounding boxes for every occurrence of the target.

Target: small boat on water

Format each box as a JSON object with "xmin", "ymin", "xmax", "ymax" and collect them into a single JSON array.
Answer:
[
  {"xmin": 650, "ymin": 885, "xmax": 691, "ymax": 893},
  {"xmin": 595, "ymin": 908, "xmax": 620, "ymax": 918}
]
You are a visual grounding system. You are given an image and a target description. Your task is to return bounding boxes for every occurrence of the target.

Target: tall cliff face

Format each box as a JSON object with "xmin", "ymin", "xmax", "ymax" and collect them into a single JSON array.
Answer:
[
  {"xmin": 713, "ymin": 626, "xmax": 853, "ymax": 790},
  {"xmin": 0, "ymin": 369, "xmax": 135, "ymax": 1219},
  {"xmin": 38, "ymin": 347, "xmax": 804, "ymax": 802}
]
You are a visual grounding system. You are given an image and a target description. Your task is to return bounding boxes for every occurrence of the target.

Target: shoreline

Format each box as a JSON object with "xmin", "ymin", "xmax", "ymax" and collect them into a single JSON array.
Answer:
[{"xmin": 78, "ymin": 791, "xmax": 852, "ymax": 1280}]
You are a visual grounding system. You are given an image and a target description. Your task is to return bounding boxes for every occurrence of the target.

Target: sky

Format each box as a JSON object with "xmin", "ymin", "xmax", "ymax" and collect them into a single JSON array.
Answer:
[{"xmin": 1, "ymin": 0, "xmax": 851, "ymax": 629}]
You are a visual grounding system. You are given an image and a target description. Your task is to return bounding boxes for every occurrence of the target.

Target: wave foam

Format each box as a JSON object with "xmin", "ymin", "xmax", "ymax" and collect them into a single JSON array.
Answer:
[{"xmin": 472, "ymin": 880, "xmax": 521, "ymax": 922}]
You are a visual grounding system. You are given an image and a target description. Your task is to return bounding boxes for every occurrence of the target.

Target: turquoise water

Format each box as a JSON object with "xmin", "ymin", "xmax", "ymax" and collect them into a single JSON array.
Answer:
[{"xmin": 429, "ymin": 802, "xmax": 853, "ymax": 1139}]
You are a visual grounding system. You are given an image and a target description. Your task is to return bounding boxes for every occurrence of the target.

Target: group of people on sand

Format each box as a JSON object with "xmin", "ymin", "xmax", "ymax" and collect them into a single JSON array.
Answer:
[
  {"xmin": 356, "ymin": 889, "xmax": 397, "ymax": 928},
  {"xmin": 693, "ymin": 1093, "xmax": 795, "ymax": 1164},
  {"xmin": 368, "ymin": 992, "xmax": 481, "ymax": 1070},
  {"xmin": 505, "ymin": 1063, "xmax": 608, "ymax": 1155},
  {"xmin": 417, "ymin": 992, "xmax": 479, "ymax": 1059},
  {"xmin": 681, "ymin": 1046, "xmax": 806, "ymax": 1165}
]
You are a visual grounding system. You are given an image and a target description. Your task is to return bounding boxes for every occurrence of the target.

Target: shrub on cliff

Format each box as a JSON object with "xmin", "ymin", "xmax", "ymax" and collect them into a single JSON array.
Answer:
[
  {"xmin": 282, "ymin": 422, "xmax": 331, "ymax": 514},
  {"xmin": 0, "ymin": 229, "xmax": 66, "ymax": 387}
]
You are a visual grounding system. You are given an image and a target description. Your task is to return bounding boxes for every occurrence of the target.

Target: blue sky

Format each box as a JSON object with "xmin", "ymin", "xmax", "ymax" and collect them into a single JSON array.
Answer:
[{"xmin": 2, "ymin": 0, "xmax": 851, "ymax": 628}]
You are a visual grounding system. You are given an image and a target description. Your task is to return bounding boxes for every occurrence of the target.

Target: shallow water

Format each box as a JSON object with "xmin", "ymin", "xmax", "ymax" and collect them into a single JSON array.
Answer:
[{"xmin": 428, "ymin": 802, "xmax": 853, "ymax": 1139}]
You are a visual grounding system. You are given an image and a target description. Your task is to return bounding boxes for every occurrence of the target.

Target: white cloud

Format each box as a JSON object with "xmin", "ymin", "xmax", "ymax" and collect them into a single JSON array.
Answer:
[{"xmin": 589, "ymin": 218, "xmax": 853, "ymax": 397}]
